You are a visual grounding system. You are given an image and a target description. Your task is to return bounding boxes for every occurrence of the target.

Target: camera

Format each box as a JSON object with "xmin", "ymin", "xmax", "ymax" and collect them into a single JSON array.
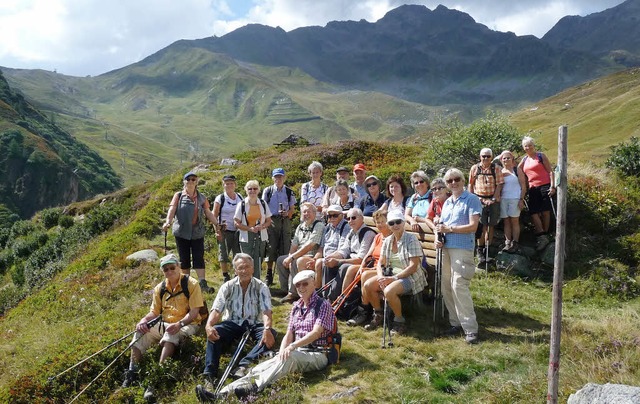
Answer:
[
  {"xmin": 220, "ymin": 220, "xmax": 227, "ymax": 232},
  {"xmin": 437, "ymin": 232, "xmax": 446, "ymax": 243},
  {"xmin": 382, "ymin": 266, "xmax": 394, "ymax": 276}
]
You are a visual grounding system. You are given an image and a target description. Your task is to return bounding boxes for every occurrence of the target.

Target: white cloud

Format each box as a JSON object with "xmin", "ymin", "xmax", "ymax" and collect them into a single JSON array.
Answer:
[{"xmin": 0, "ymin": 0, "xmax": 627, "ymax": 76}]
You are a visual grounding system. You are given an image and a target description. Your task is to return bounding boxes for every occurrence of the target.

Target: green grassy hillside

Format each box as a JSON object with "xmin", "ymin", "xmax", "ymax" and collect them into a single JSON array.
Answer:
[
  {"xmin": 1, "ymin": 140, "xmax": 638, "ymax": 403},
  {"xmin": 2, "ymin": 48, "xmax": 441, "ymax": 186},
  {"xmin": 510, "ymin": 67, "xmax": 640, "ymax": 162}
]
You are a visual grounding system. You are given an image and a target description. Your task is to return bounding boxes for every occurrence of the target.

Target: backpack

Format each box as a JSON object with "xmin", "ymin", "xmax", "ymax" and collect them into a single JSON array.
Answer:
[
  {"xmin": 348, "ymin": 226, "xmax": 376, "ymax": 244},
  {"xmin": 240, "ymin": 198, "xmax": 268, "ymax": 226},
  {"xmin": 521, "ymin": 152, "xmax": 544, "ymax": 165},
  {"xmin": 292, "ymin": 297, "xmax": 341, "ymax": 364},
  {"xmin": 475, "ymin": 162, "xmax": 496, "ymax": 180},
  {"xmin": 264, "ymin": 185, "xmax": 294, "ymax": 205},
  {"xmin": 160, "ymin": 274, "xmax": 209, "ymax": 319},
  {"xmin": 216, "ymin": 192, "xmax": 241, "ymax": 223}
]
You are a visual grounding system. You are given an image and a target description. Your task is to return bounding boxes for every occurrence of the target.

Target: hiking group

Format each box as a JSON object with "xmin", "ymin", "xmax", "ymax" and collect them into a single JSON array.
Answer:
[{"xmin": 126, "ymin": 136, "xmax": 555, "ymax": 401}]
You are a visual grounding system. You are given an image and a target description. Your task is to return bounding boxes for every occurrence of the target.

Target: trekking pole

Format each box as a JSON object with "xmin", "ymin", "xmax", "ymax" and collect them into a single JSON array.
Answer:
[
  {"xmin": 164, "ymin": 230, "xmax": 167, "ymax": 254},
  {"xmin": 332, "ymin": 271, "xmax": 361, "ymax": 314},
  {"xmin": 381, "ymin": 296, "xmax": 388, "ymax": 349},
  {"xmin": 215, "ymin": 328, "xmax": 252, "ymax": 394},
  {"xmin": 433, "ymin": 246, "xmax": 442, "ymax": 335},
  {"xmin": 67, "ymin": 316, "xmax": 162, "ymax": 403},
  {"xmin": 386, "ymin": 296, "xmax": 394, "ymax": 348}
]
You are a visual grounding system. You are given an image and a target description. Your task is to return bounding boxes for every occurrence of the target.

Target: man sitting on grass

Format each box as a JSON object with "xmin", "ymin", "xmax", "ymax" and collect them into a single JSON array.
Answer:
[
  {"xmin": 195, "ymin": 270, "xmax": 337, "ymax": 401},
  {"xmin": 122, "ymin": 253, "xmax": 205, "ymax": 401}
]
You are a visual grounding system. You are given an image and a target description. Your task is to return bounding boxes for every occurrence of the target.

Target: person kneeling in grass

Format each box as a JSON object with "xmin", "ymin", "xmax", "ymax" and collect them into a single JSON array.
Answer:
[{"xmin": 195, "ymin": 270, "xmax": 337, "ymax": 401}]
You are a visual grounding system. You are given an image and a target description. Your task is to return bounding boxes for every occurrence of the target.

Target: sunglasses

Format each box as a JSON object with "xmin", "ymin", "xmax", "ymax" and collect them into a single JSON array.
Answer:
[
  {"xmin": 432, "ymin": 186, "xmax": 445, "ymax": 191},
  {"xmin": 481, "ymin": 155, "xmax": 492, "ymax": 159},
  {"xmin": 366, "ymin": 182, "xmax": 378, "ymax": 187},
  {"xmin": 446, "ymin": 177, "xmax": 462, "ymax": 184},
  {"xmin": 502, "ymin": 157, "xmax": 513, "ymax": 160},
  {"xmin": 327, "ymin": 213, "xmax": 341, "ymax": 219},
  {"xmin": 413, "ymin": 180, "xmax": 425, "ymax": 185},
  {"xmin": 247, "ymin": 187, "xmax": 259, "ymax": 191},
  {"xmin": 346, "ymin": 216, "xmax": 359, "ymax": 221},
  {"xmin": 387, "ymin": 219, "xmax": 403, "ymax": 226},
  {"xmin": 162, "ymin": 265, "xmax": 177, "ymax": 272},
  {"xmin": 295, "ymin": 281, "xmax": 309, "ymax": 288},
  {"xmin": 186, "ymin": 178, "xmax": 197, "ymax": 182}
]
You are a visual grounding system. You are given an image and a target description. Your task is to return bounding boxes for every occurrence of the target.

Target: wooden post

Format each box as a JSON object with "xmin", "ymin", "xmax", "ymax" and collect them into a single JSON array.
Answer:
[{"xmin": 547, "ymin": 125, "xmax": 568, "ymax": 403}]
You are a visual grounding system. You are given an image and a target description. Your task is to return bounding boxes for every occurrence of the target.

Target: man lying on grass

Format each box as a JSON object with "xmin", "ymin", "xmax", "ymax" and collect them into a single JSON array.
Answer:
[{"xmin": 195, "ymin": 270, "xmax": 338, "ymax": 401}]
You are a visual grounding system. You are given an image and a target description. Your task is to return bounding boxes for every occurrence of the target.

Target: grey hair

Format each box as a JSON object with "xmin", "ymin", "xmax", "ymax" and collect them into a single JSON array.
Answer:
[
  {"xmin": 430, "ymin": 177, "xmax": 446, "ymax": 188},
  {"xmin": 522, "ymin": 136, "xmax": 535, "ymax": 147},
  {"xmin": 244, "ymin": 180, "xmax": 260, "ymax": 193},
  {"xmin": 308, "ymin": 161, "xmax": 323, "ymax": 174},
  {"xmin": 480, "ymin": 148, "xmax": 493, "ymax": 156},
  {"xmin": 443, "ymin": 168, "xmax": 465, "ymax": 183},
  {"xmin": 410, "ymin": 170, "xmax": 429, "ymax": 184},
  {"xmin": 233, "ymin": 253, "xmax": 254, "ymax": 268},
  {"xmin": 346, "ymin": 207, "xmax": 363, "ymax": 218}
]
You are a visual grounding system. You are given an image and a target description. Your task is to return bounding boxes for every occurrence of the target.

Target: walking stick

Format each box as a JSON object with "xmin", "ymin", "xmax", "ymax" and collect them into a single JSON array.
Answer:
[
  {"xmin": 332, "ymin": 270, "xmax": 361, "ymax": 314},
  {"xmin": 433, "ymin": 245, "xmax": 443, "ymax": 335},
  {"xmin": 164, "ymin": 230, "xmax": 167, "ymax": 254},
  {"xmin": 66, "ymin": 316, "xmax": 162, "ymax": 403},
  {"xmin": 215, "ymin": 328, "xmax": 252, "ymax": 394}
]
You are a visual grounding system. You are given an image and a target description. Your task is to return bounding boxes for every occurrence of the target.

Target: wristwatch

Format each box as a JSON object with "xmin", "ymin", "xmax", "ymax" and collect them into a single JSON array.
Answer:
[{"xmin": 179, "ymin": 320, "xmax": 185, "ymax": 327}]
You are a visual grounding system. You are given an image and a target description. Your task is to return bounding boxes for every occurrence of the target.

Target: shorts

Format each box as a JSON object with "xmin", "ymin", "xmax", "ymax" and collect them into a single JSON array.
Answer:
[
  {"xmin": 218, "ymin": 230, "xmax": 240, "ymax": 263},
  {"xmin": 175, "ymin": 236, "xmax": 205, "ymax": 269},
  {"xmin": 479, "ymin": 202, "xmax": 501, "ymax": 226},
  {"xmin": 528, "ymin": 184, "xmax": 554, "ymax": 214},
  {"xmin": 131, "ymin": 321, "xmax": 199, "ymax": 354},
  {"xmin": 500, "ymin": 199, "xmax": 521, "ymax": 218}
]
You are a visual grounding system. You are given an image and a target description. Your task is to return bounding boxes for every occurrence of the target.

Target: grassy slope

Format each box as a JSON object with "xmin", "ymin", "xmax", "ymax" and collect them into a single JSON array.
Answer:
[
  {"xmin": 1, "ymin": 141, "xmax": 638, "ymax": 403},
  {"xmin": 510, "ymin": 67, "xmax": 640, "ymax": 162}
]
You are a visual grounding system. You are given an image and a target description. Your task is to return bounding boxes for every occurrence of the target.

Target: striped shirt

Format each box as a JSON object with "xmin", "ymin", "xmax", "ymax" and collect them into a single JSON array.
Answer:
[
  {"xmin": 212, "ymin": 277, "xmax": 272, "ymax": 326},
  {"xmin": 292, "ymin": 220, "xmax": 325, "ymax": 256}
]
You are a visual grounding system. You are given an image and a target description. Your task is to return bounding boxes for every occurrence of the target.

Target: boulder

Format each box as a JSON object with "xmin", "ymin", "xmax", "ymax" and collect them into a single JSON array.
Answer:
[
  {"xmin": 220, "ymin": 158, "xmax": 240, "ymax": 166},
  {"xmin": 126, "ymin": 249, "xmax": 159, "ymax": 263},
  {"xmin": 495, "ymin": 251, "xmax": 534, "ymax": 277},
  {"xmin": 567, "ymin": 382, "xmax": 640, "ymax": 404},
  {"xmin": 541, "ymin": 242, "xmax": 556, "ymax": 266}
]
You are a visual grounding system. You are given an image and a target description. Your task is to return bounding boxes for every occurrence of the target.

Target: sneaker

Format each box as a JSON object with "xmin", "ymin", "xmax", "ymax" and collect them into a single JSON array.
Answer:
[
  {"xmin": 535, "ymin": 234, "xmax": 550, "ymax": 251},
  {"xmin": 390, "ymin": 321, "xmax": 407, "ymax": 336},
  {"xmin": 465, "ymin": 333, "xmax": 479, "ymax": 344},
  {"xmin": 199, "ymin": 279, "xmax": 215, "ymax": 294},
  {"xmin": 231, "ymin": 365, "xmax": 248, "ymax": 379},
  {"xmin": 280, "ymin": 293, "xmax": 298, "ymax": 304},
  {"xmin": 143, "ymin": 386, "xmax": 156, "ymax": 402},
  {"xmin": 443, "ymin": 325, "xmax": 463, "ymax": 337},
  {"xmin": 222, "ymin": 272, "xmax": 231, "ymax": 283},
  {"xmin": 346, "ymin": 308, "xmax": 368, "ymax": 327},
  {"xmin": 502, "ymin": 240, "xmax": 512, "ymax": 252},
  {"xmin": 364, "ymin": 311, "xmax": 384, "ymax": 331},
  {"xmin": 265, "ymin": 269, "xmax": 273, "ymax": 286},
  {"xmin": 234, "ymin": 383, "xmax": 258, "ymax": 398},
  {"xmin": 122, "ymin": 370, "xmax": 138, "ymax": 388},
  {"xmin": 195, "ymin": 384, "xmax": 221, "ymax": 402}
]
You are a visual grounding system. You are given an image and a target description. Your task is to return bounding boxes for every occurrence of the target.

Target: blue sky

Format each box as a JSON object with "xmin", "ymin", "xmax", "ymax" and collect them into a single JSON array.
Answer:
[{"xmin": 0, "ymin": 0, "xmax": 626, "ymax": 77}]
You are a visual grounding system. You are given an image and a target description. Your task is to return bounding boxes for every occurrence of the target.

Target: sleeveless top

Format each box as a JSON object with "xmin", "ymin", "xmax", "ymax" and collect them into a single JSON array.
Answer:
[
  {"xmin": 522, "ymin": 154, "xmax": 550, "ymax": 187},
  {"xmin": 501, "ymin": 169, "xmax": 522, "ymax": 200},
  {"xmin": 173, "ymin": 191, "xmax": 208, "ymax": 240}
]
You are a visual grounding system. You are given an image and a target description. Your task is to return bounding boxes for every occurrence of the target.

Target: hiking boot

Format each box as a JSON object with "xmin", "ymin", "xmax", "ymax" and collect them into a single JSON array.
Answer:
[
  {"xmin": 390, "ymin": 321, "xmax": 407, "ymax": 336},
  {"xmin": 143, "ymin": 386, "xmax": 156, "ymax": 402},
  {"xmin": 443, "ymin": 325, "xmax": 463, "ymax": 337},
  {"xmin": 346, "ymin": 307, "xmax": 368, "ymax": 327},
  {"xmin": 507, "ymin": 241, "xmax": 519, "ymax": 253},
  {"xmin": 265, "ymin": 269, "xmax": 273, "ymax": 286},
  {"xmin": 280, "ymin": 293, "xmax": 298, "ymax": 304},
  {"xmin": 234, "ymin": 382, "xmax": 258, "ymax": 398},
  {"xmin": 536, "ymin": 234, "xmax": 550, "ymax": 251},
  {"xmin": 222, "ymin": 272, "xmax": 231, "ymax": 283},
  {"xmin": 364, "ymin": 311, "xmax": 384, "ymax": 331},
  {"xmin": 201, "ymin": 374, "xmax": 216, "ymax": 392},
  {"xmin": 122, "ymin": 370, "xmax": 138, "ymax": 388},
  {"xmin": 502, "ymin": 240, "xmax": 512, "ymax": 252},
  {"xmin": 195, "ymin": 384, "xmax": 221, "ymax": 402},
  {"xmin": 199, "ymin": 279, "xmax": 215, "ymax": 294},
  {"xmin": 231, "ymin": 365, "xmax": 248, "ymax": 379},
  {"xmin": 465, "ymin": 333, "xmax": 479, "ymax": 345},
  {"xmin": 476, "ymin": 247, "xmax": 487, "ymax": 265}
]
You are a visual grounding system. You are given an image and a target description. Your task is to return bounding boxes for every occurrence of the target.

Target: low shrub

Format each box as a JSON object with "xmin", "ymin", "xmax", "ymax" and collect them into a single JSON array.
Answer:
[
  {"xmin": 0, "ymin": 284, "xmax": 24, "ymax": 316},
  {"xmin": 606, "ymin": 136, "xmax": 640, "ymax": 177},
  {"xmin": 58, "ymin": 215, "xmax": 75, "ymax": 228},
  {"xmin": 9, "ymin": 220, "xmax": 38, "ymax": 239},
  {"xmin": 0, "ymin": 249, "xmax": 14, "ymax": 275},
  {"xmin": 40, "ymin": 208, "xmax": 62, "ymax": 229}
]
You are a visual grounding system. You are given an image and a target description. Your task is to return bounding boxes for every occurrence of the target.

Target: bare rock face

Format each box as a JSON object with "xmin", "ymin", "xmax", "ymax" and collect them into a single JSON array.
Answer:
[{"xmin": 567, "ymin": 383, "xmax": 640, "ymax": 404}]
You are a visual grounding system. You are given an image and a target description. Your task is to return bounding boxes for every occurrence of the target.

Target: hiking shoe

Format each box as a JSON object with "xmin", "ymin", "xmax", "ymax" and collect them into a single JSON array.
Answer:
[
  {"xmin": 143, "ymin": 386, "xmax": 156, "ymax": 402},
  {"xmin": 465, "ymin": 333, "xmax": 479, "ymax": 344},
  {"xmin": 199, "ymin": 279, "xmax": 215, "ymax": 294},
  {"xmin": 390, "ymin": 321, "xmax": 407, "ymax": 336},
  {"xmin": 535, "ymin": 234, "xmax": 550, "ymax": 251},
  {"xmin": 502, "ymin": 240, "xmax": 512, "ymax": 252},
  {"xmin": 364, "ymin": 311, "xmax": 384, "ymax": 331},
  {"xmin": 443, "ymin": 325, "xmax": 463, "ymax": 337},
  {"xmin": 280, "ymin": 293, "xmax": 298, "ymax": 304},
  {"xmin": 222, "ymin": 272, "xmax": 231, "ymax": 283},
  {"xmin": 195, "ymin": 384, "xmax": 221, "ymax": 402},
  {"xmin": 231, "ymin": 365, "xmax": 248, "ymax": 379},
  {"xmin": 234, "ymin": 383, "xmax": 258, "ymax": 398},
  {"xmin": 346, "ymin": 308, "xmax": 368, "ymax": 327},
  {"xmin": 201, "ymin": 374, "xmax": 216, "ymax": 392},
  {"xmin": 121, "ymin": 370, "xmax": 137, "ymax": 388},
  {"xmin": 265, "ymin": 269, "xmax": 273, "ymax": 286},
  {"xmin": 507, "ymin": 241, "xmax": 519, "ymax": 253}
]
